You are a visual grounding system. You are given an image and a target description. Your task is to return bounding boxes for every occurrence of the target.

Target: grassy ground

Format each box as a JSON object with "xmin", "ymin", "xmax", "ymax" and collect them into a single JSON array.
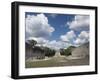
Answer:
[{"xmin": 25, "ymin": 56, "xmax": 89, "ymax": 68}]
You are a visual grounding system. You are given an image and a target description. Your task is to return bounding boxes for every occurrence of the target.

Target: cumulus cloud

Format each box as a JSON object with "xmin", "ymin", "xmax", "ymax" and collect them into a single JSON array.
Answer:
[
  {"xmin": 27, "ymin": 37, "xmax": 49, "ymax": 45},
  {"xmin": 27, "ymin": 37, "xmax": 71, "ymax": 50},
  {"xmin": 67, "ymin": 15, "xmax": 89, "ymax": 31},
  {"xmin": 60, "ymin": 30, "xmax": 76, "ymax": 42},
  {"xmin": 25, "ymin": 14, "xmax": 55, "ymax": 39},
  {"xmin": 49, "ymin": 14, "xmax": 57, "ymax": 18},
  {"xmin": 25, "ymin": 13, "xmax": 71, "ymax": 50},
  {"xmin": 25, "ymin": 14, "xmax": 90, "ymax": 49},
  {"xmin": 74, "ymin": 31, "xmax": 89, "ymax": 45},
  {"xmin": 44, "ymin": 40, "xmax": 71, "ymax": 50}
]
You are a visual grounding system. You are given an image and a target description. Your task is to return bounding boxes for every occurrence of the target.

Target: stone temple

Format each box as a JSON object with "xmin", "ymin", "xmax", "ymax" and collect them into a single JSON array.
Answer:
[{"xmin": 67, "ymin": 42, "xmax": 89, "ymax": 59}]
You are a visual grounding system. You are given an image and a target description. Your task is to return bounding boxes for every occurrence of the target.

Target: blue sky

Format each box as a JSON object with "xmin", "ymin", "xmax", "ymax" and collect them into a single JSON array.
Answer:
[
  {"xmin": 26, "ymin": 12, "xmax": 75, "ymax": 40},
  {"xmin": 25, "ymin": 12, "xmax": 89, "ymax": 50}
]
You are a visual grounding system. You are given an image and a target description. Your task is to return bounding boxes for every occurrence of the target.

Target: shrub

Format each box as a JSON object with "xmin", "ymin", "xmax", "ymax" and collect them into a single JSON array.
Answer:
[
  {"xmin": 44, "ymin": 47, "xmax": 56, "ymax": 57},
  {"xmin": 60, "ymin": 46, "xmax": 76, "ymax": 56}
]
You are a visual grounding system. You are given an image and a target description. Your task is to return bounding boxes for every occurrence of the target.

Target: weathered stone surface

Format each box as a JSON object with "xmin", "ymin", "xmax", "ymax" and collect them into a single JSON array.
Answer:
[
  {"xmin": 68, "ymin": 42, "xmax": 89, "ymax": 59},
  {"xmin": 25, "ymin": 42, "xmax": 45, "ymax": 60}
]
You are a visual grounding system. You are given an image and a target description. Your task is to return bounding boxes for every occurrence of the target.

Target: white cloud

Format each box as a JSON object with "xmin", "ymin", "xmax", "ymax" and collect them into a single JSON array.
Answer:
[
  {"xmin": 25, "ymin": 14, "xmax": 55, "ymax": 39},
  {"xmin": 78, "ymin": 31, "xmax": 89, "ymax": 39},
  {"xmin": 28, "ymin": 37, "xmax": 49, "ymax": 45},
  {"xmin": 60, "ymin": 30, "xmax": 76, "ymax": 42},
  {"xmin": 67, "ymin": 15, "xmax": 89, "ymax": 31},
  {"xmin": 74, "ymin": 31, "xmax": 89, "ymax": 45},
  {"xmin": 44, "ymin": 40, "xmax": 71, "ymax": 50},
  {"xmin": 49, "ymin": 14, "xmax": 57, "ymax": 18},
  {"xmin": 27, "ymin": 37, "xmax": 71, "ymax": 50}
]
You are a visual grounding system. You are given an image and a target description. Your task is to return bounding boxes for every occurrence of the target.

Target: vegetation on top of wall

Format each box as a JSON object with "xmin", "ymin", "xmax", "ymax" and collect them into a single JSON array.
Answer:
[
  {"xmin": 26, "ymin": 39, "xmax": 56, "ymax": 58},
  {"xmin": 60, "ymin": 46, "xmax": 76, "ymax": 56},
  {"xmin": 44, "ymin": 47, "xmax": 56, "ymax": 57}
]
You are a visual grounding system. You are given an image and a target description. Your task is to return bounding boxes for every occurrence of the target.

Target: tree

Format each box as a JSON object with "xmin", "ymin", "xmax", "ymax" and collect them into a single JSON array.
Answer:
[
  {"xmin": 60, "ymin": 46, "xmax": 76, "ymax": 56},
  {"xmin": 28, "ymin": 39, "xmax": 37, "ymax": 47},
  {"xmin": 60, "ymin": 49, "xmax": 65, "ymax": 55},
  {"xmin": 44, "ymin": 47, "xmax": 56, "ymax": 57}
]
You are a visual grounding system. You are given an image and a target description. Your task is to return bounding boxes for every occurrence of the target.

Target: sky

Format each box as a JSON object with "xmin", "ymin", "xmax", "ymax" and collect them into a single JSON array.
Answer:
[{"xmin": 25, "ymin": 12, "xmax": 89, "ymax": 50}]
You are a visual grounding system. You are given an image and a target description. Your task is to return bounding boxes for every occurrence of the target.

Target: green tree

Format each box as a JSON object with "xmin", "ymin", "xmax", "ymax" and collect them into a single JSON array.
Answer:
[
  {"xmin": 28, "ymin": 39, "xmax": 37, "ymax": 47},
  {"xmin": 44, "ymin": 47, "xmax": 56, "ymax": 57},
  {"xmin": 60, "ymin": 46, "xmax": 76, "ymax": 56}
]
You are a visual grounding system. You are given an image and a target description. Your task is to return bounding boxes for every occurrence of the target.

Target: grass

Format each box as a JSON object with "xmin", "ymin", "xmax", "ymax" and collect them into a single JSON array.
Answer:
[
  {"xmin": 25, "ymin": 55, "xmax": 89, "ymax": 68},
  {"xmin": 26, "ymin": 59, "xmax": 55, "ymax": 68},
  {"xmin": 25, "ymin": 57, "xmax": 65, "ymax": 68}
]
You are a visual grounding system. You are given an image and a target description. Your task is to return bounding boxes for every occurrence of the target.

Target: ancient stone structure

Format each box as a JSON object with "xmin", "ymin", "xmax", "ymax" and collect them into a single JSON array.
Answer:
[
  {"xmin": 68, "ymin": 42, "xmax": 89, "ymax": 59},
  {"xmin": 25, "ymin": 42, "xmax": 45, "ymax": 60}
]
